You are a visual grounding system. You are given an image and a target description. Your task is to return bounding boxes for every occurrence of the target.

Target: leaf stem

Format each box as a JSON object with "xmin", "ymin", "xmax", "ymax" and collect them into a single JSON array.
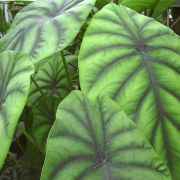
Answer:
[
  {"xmin": 170, "ymin": 17, "xmax": 180, "ymax": 28},
  {"xmin": 23, "ymin": 131, "xmax": 42, "ymax": 153},
  {"xmin": 8, "ymin": 152, "xmax": 20, "ymax": 167},
  {"xmin": 61, "ymin": 51, "xmax": 73, "ymax": 90},
  {"xmin": 30, "ymin": 75, "xmax": 45, "ymax": 97},
  {"xmin": 15, "ymin": 137, "xmax": 25, "ymax": 153}
]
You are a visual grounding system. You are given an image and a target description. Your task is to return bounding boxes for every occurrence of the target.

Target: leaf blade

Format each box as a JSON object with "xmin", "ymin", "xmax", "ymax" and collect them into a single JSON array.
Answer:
[
  {"xmin": 119, "ymin": 0, "xmax": 175, "ymax": 17},
  {"xmin": 41, "ymin": 91, "xmax": 171, "ymax": 180},
  {"xmin": 0, "ymin": 50, "xmax": 34, "ymax": 169},
  {"xmin": 79, "ymin": 4, "xmax": 180, "ymax": 178},
  {"xmin": 0, "ymin": 0, "xmax": 96, "ymax": 63}
]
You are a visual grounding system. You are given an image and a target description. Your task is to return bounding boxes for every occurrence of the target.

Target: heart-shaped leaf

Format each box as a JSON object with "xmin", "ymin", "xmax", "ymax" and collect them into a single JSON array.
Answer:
[
  {"xmin": 0, "ymin": 50, "xmax": 34, "ymax": 169},
  {"xmin": 0, "ymin": 0, "xmax": 96, "ymax": 63},
  {"xmin": 79, "ymin": 4, "xmax": 180, "ymax": 178},
  {"xmin": 119, "ymin": 0, "xmax": 175, "ymax": 17},
  {"xmin": 27, "ymin": 53, "xmax": 74, "ymax": 106},
  {"xmin": 41, "ymin": 91, "xmax": 171, "ymax": 180}
]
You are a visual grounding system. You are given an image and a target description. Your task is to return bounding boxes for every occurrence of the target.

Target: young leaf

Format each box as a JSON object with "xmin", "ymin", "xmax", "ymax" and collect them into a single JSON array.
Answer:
[
  {"xmin": 0, "ymin": 50, "xmax": 34, "ymax": 169},
  {"xmin": 41, "ymin": 91, "xmax": 171, "ymax": 180},
  {"xmin": 79, "ymin": 4, "xmax": 180, "ymax": 178},
  {"xmin": 0, "ymin": 0, "xmax": 96, "ymax": 63},
  {"xmin": 119, "ymin": 0, "xmax": 175, "ymax": 17},
  {"xmin": 27, "ymin": 53, "xmax": 72, "ymax": 106},
  {"xmin": 28, "ymin": 97, "xmax": 59, "ymax": 153}
]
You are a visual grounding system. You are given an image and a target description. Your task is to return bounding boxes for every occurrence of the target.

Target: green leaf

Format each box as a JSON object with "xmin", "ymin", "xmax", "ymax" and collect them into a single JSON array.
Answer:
[
  {"xmin": 27, "ymin": 53, "xmax": 71, "ymax": 106},
  {"xmin": 19, "ymin": 142, "xmax": 44, "ymax": 180},
  {"xmin": 27, "ymin": 53, "xmax": 77, "ymax": 152},
  {"xmin": 41, "ymin": 91, "xmax": 171, "ymax": 180},
  {"xmin": 119, "ymin": 0, "xmax": 154, "ymax": 12},
  {"xmin": 152, "ymin": 0, "xmax": 175, "ymax": 17},
  {"xmin": 0, "ymin": 0, "xmax": 96, "ymax": 63},
  {"xmin": 95, "ymin": 0, "xmax": 111, "ymax": 9},
  {"xmin": 0, "ymin": 50, "xmax": 34, "ymax": 169},
  {"xmin": 119, "ymin": 0, "xmax": 175, "ymax": 17},
  {"xmin": 28, "ymin": 97, "xmax": 59, "ymax": 153},
  {"xmin": 79, "ymin": 4, "xmax": 180, "ymax": 178}
]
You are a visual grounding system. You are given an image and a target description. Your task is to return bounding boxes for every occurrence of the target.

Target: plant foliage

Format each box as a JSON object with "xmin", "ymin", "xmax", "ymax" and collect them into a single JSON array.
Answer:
[
  {"xmin": 42, "ymin": 91, "xmax": 171, "ymax": 180},
  {"xmin": 0, "ymin": 0, "xmax": 179, "ymax": 179},
  {"xmin": 0, "ymin": 0, "xmax": 96, "ymax": 63},
  {"xmin": 0, "ymin": 50, "xmax": 34, "ymax": 168},
  {"xmin": 119, "ymin": 0, "xmax": 175, "ymax": 17},
  {"xmin": 79, "ymin": 4, "xmax": 180, "ymax": 178}
]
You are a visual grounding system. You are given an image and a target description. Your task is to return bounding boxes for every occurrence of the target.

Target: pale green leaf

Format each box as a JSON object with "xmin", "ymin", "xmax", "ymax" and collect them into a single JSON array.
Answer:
[{"xmin": 0, "ymin": 50, "xmax": 34, "ymax": 169}]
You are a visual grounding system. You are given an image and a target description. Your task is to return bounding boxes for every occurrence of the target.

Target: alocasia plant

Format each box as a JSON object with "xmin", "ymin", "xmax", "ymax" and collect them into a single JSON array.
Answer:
[
  {"xmin": 0, "ymin": 0, "xmax": 179, "ymax": 179},
  {"xmin": 79, "ymin": 4, "xmax": 180, "ymax": 179},
  {"xmin": 42, "ymin": 91, "xmax": 171, "ymax": 180},
  {"xmin": 0, "ymin": 50, "xmax": 34, "ymax": 168}
]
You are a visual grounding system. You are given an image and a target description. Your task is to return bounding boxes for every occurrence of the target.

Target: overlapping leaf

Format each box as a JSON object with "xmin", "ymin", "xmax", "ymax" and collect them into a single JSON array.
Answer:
[
  {"xmin": 27, "ymin": 53, "xmax": 77, "ymax": 152},
  {"xmin": 79, "ymin": 4, "xmax": 180, "ymax": 178},
  {"xmin": 119, "ymin": 0, "xmax": 154, "ymax": 12},
  {"xmin": 28, "ymin": 97, "xmax": 59, "ymax": 153},
  {"xmin": 0, "ymin": 0, "xmax": 96, "ymax": 63},
  {"xmin": 41, "ymin": 91, "xmax": 171, "ymax": 180},
  {"xmin": 152, "ymin": 0, "xmax": 175, "ymax": 17},
  {"xmin": 0, "ymin": 51, "xmax": 34, "ymax": 169},
  {"xmin": 119, "ymin": 0, "xmax": 175, "ymax": 17},
  {"xmin": 26, "ymin": 53, "xmax": 73, "ymax": 148},
  {"xmin": 27, "ymin": 53, "xmax": 72, "ymax": 106}
]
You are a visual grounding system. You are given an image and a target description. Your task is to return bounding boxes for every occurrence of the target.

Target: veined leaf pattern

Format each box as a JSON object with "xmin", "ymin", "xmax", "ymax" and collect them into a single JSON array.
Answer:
[
  {"xmin": 0, "ymin": 0, "xmax": 96, "ymax": 63},
  {"xmin": 79, "ymin": 4, "xmax": 180, "ymax": 178},
  {"xmin": 0, "ymin": 50, "xmax": 34, "ymax": 168},
  {"xmin": 41, "ymin": 91, "xmax": 171, "ymax": 180}
]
